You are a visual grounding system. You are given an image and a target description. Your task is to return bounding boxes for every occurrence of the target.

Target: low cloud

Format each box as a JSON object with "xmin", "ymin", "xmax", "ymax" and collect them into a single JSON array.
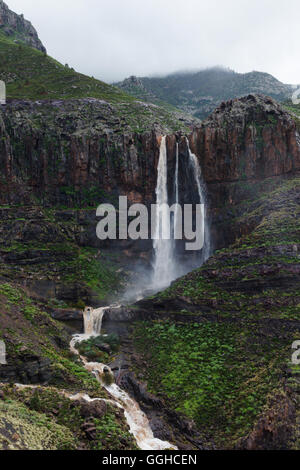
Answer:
[{"xmin": 7, "ymin": 0, "xmax": 300, "ymax": 84}]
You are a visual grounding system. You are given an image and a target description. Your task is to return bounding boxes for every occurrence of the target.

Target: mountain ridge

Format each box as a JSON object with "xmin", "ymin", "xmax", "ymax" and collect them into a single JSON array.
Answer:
[{"xmin": 116, "ymin": 68, "xmax": 294, "ymax": 119}]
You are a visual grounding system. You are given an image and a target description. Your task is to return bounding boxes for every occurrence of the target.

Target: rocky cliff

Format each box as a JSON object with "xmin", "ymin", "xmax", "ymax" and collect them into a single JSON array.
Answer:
[
  {"xmin": 0, "ymin": 95, "xmax": 299, "ymax": 308},
  {"xmin": 0, "ymin": 0, "xmax": 46, "ymax": 52},
  {"xmin": 1, "ymin": 95, "xmax": 298, "ymax": 209}
]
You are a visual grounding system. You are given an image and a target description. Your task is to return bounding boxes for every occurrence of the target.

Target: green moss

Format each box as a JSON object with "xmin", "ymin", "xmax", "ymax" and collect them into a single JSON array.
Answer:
[
  {"xmin": 134, "ymin": 319, "xmax": 292, "ymax": 447},
  {"xmin": 0, "ymin": 400, "xmax": 77, "ymax": 450},
  {"xmin": 0, "ymin": 385, "xmax": 137, "ymax": 450},
  {"xmin": 132, "ymin": 175, "xmax": 300, "ymax": 448},
  {"xmin": 91, "ymin": 409, "xmax": 138, "ymax": 450}
]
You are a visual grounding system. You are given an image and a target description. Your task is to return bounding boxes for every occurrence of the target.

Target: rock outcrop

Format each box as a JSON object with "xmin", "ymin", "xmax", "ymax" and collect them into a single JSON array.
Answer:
[{"xmin": 0, "ymin": 0, "xmax": 46, "ymax": 53}]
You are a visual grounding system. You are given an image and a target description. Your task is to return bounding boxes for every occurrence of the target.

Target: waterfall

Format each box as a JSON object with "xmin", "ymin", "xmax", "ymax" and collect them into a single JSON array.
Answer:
[
  {"xmin": 151, "ymin": 136, "xmax": 210, "ymax": 290},
  {"xmin": 174, "ymin": 142, "xmax": 180, "ymax": 231},
  {"xmin": 83, "ymin": 307, "xmax": 106, "ymax": 336},
  {"xmin": 70, "ymin": 306, "xmax": 177, "ymax": 451},
  {"xmin": 152, "ymin": 136, "xmax": 176, "ymax": 289},
  {"xmin": 186, "ymin": 138, "xmax": 211, "ymax": 261}
]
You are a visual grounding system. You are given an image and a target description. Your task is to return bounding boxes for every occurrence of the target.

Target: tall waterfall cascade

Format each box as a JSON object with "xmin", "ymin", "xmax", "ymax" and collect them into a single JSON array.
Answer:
[
  {"xmin": 151, "ymin": 136, "xmax": 210, "ymax": 290},
  {"xmin": 173, "ymin": 142, "xmax": 180, "ymax": 233},
  {"xmin": 186, "ymin": 138, "xmax": 211, "ymax": 261},
  {"xmin": 70, "ymin": 307, "xmax": 177, "ymax": 451},
  {"xmin": 152, "ymin": 136, "xmax": 177, "ymax": 289}
]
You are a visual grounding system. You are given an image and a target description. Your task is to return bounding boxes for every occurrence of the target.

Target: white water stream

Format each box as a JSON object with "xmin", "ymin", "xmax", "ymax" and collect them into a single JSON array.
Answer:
[
  {"xmin": 69, "ymin": 137, "xmax": 208, "ymax": 449},
  {"xmin": 186, "ymin": 138, "xmax": 211, "ymax": 261},
  {"xmin": 152, "ymin": 136, "xmax": 210, "ymax": 290},
  {"xmin": 152, "ymin": 136, "xmax": 177, "ymax": 290},
  {"xmin": 11, "ymin": 135, "xmax": 211, "ymax": 451},
  {"xmin": 70, "ymin": 306, "xmax": 177, "ymax": 451}
]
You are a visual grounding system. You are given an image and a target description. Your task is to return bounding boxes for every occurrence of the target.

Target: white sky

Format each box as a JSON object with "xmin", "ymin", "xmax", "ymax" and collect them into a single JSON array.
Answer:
[{"xmin": 6, "ymin": 0, "xmax": 300, "ymax": 84}]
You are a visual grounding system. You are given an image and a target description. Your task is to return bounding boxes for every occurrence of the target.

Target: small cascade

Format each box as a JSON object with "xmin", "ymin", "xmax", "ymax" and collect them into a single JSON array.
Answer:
[
  {"xmin": 186, "ymin": 138, "xmax": 211, "ymax": 261},
  {"xmin": 152, "ymin": 136, "xmax": 176, "ymax": 289},
  {"xmin": 70, "ymin": 306, "xmax": 177, "ymax": 451},
  {"xmin": 83, "ymin": 306, "xmax": 106, "ymax": 336}
]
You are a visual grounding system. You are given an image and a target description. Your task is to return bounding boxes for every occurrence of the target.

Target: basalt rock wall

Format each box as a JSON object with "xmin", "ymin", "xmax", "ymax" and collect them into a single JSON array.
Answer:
[{"xmin": 0, "ymin": 95, "xmax": 299, "ymax": 254}]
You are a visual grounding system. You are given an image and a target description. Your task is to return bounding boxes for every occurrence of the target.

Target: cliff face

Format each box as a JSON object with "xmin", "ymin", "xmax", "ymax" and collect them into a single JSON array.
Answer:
[
  {"xmin": 1, "ymin": 95, "xmax": 299, "ymax": 208},
  {"xmin": 190, "ymin": 94, "xmax": 300, "ymax": 183},
  {"xmin": 188, "ymin": 94, "xmax": 300, "ymax": 247},
  {"xmin": 0, "ymin": 98, "xmax": 194, "ymax": 207},
  {"xmin": 0, "ymin": 0, "xmax": 46, "ymax": 52},
  {"xmin": 0, "ymin": 94, "xmax": 299, "ymax": 306},
  {"xmin": 0, "ymin": 93, "xmax": 299, "ymax": 450}
]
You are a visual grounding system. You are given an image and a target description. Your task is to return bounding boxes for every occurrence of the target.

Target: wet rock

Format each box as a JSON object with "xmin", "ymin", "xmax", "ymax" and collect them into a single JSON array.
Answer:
[
  {"xmin": 50, "ymin": 308, "xmax": 83, "ymax": 321},
  {"xmin": 149, "ymin": 417, "xmax": 173, "ymax": 441},
  {"xmin": 98, "ymin": 344, "xmax": 111, "ymax": 354},
  {"xmin": 79, "ymin": 400, "xmax": 107, "ymax": 420},
  {"xmin": 0, "ymin": 355, "xmax": 52, "ymax": 384}
]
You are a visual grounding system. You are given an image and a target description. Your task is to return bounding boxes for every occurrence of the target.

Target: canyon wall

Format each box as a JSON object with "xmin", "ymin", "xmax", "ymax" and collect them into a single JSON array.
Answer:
[
  {"xmin": 0, "ymin": 94, "xmax": 299, "ymax": 305},
  {"xmin": 1, "ymin": 95, "xmax": 299, "ymax": 209}
]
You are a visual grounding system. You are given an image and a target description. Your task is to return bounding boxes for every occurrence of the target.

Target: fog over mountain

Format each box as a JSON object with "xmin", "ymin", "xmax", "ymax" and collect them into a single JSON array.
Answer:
[
  {"xmin": 6, "ymin": 0, "xmax": 300, "ymax": 84},
  {"xmin": 117, "ymin": 68, "xmax": 294, "ymax": 119}
]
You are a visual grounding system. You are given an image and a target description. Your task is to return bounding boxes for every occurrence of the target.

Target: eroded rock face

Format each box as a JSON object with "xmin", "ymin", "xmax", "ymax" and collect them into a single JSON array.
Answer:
[
  {"xmin": 189, "ymin": 95, "xmax": 300, "ymax": 248},
  {"xmin": 189, "ymin": 94, "xmax": 300, "ymax": 183},
  {"xmin": 0, "ymin": 0, "xmax": 46, "ymax": 53},
  {"xmin": 0, "ymin": 99, "xmax": 162, "ymax": 206},
  {"xmin": 0, "ymin": 95, "xmax": 298, "ymax": 211},
  {"xmin": 0, "ymin": 94, "xmax": 299, "ymax": 291}
]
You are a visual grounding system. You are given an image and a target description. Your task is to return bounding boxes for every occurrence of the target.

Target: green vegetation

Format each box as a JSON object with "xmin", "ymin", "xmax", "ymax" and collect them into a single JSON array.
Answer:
[
  {"xmin": 59, "ymin": 247, "xmax": 122, "ymax": 301},
  {"xmin": 134, "ymin": 320, "xmax": 291, "ymax": 447},
  {"xmin": 0, "ymin": 385, "xmax": 137, "ymax": 450},
  {"xmin": 0, "ymin": 208, "xmax": 125, "ymax": 305},
  {"xmin": 0, "ymin": 30, "xmax": 131, "ymax": 102},
  {"xmin": 0, "ymin": 31, "xmax": 190, "ymax": 133},
  {"xmin": 91, "ymin": 412, "xmax": 137, "ymax": 450},
  {"xmin": 75, "ymin": 334, "xmax": 120, "ymax": 363},
  {"xmin": 0, "ymin": 280, "xmax": 104, "ymax": 395},
  {"xmin": 132, "ymin": 176, "xmax": 300, "ymax": 448},
  {"xmin": 0, "ymin": 399, "xmax": 77, "ymax": 450}
]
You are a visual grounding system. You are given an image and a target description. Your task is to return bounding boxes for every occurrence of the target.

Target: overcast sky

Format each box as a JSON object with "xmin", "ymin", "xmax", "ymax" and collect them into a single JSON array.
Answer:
[{"xmin": 6, "ymin": 0, "xmax": 300, "ymax": 84}]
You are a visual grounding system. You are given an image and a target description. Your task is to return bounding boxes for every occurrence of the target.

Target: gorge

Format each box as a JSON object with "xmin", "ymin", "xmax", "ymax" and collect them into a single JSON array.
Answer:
[{"xmin": 0, "ymin": 1, "xmax": 299, "ymax": 452}]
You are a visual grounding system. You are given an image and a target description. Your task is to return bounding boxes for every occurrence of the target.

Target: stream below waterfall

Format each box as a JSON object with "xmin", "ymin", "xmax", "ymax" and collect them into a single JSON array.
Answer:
[
  {"xmin": 67, "ymin": 135, "xmax": 208, "ymax": 450},
  {"xmin": 70, "ymin": 306, "xmax": 177, "ymax": 451}
]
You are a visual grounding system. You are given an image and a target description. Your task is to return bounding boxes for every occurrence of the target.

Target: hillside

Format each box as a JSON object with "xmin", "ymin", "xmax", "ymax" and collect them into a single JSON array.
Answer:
[
  {"xmin": 116, "ymin": 68, "xmax": 293, "ymax": 119},
  {"xmin": 0, "ymin": 31, "xmax": 196, "ymax": 133},
  {"xmin": 128, "ymin": 176, "xmax": 300, "ymax": 449}
]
